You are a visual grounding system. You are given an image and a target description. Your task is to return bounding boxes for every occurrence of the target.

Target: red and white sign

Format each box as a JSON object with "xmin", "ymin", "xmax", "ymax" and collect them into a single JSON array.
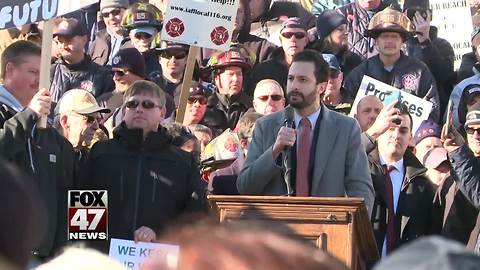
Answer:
[
  {"xmin": 161, "ymin": 0, "xmax": 239, "ymax": 51},
  {"xmin": 68, "ymin": 190, "xmax": 108, "ymax": 240}
]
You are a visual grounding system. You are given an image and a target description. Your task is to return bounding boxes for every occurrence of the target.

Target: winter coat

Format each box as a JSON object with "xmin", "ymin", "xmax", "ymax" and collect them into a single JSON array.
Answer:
[
  {"xmin": 50, "ymin": 55, "xmax": 115, "ymax": 105},
  {"xmin": 368, "ymin": 148, "xmax": 443, "ymax": 256},
  {"xmin": 85, "ymin": 123, "xmax": 207, "ymax": 251},
  {"xmin": 0, "ymin": 102, "xmax": 76, "ymax": 258},
  {"xmin": 344, "ymin": 53, "xmax": 441, "ymax": 122}
]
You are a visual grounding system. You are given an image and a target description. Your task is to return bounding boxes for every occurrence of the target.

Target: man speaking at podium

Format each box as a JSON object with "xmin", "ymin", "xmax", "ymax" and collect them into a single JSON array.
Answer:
[{"xmin": 237, "ymin": 50, "xmax": 374, "ymax": 214}]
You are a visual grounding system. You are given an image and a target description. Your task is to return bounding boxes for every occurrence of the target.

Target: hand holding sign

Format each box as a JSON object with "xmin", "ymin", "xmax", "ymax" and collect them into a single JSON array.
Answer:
[
  {"xmin": 134, "ymin": 226, "xmax": 156, "ymax": 243},
  {"xmin": 28, "ymin": 88, "xmax": 51, "ymax": 118}
]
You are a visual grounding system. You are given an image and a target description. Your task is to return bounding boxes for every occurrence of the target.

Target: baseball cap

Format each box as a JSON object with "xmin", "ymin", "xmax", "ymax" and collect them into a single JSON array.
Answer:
[
  {"xmin": 413, "ymin": 120, "xmax": 441, "ymax": 145},
  {"xmin": 322, "ymin": 54, "xmax": 341, "ymax": 71},
  {"xmin": 58, "ymin": 89, "xmax": 111, "ymax": 115},
  {"xmin": 100, "ymin": 0, "xmax": 129, "ymax": 11},
  {"xmin": 155, "ymin": 41, "xmax": 189, "ymax": 53},
  {"xmin": 189, "ymin": 82, "xmax": 209, "ymax": 97},
  {"xmin": 458, "ymin": 84, "xmax": 480, "ymax": 126},
  {"xmin": 53, "ymin": 18, "xmax": 87, "ymax": 38},
  {"xmin": 423, "ymin": 147, "xmax": 448, "ymax": 169},
  {"xmin": 465, "ymin": 102, "xmax": 480, "ymax": 127},
  {"xmin": 280, "ymin": 17, "xmax": 307, "ymax": 32},
  {"xmin": 130, "ymin": 26, "xmax": 157, "ymax": 36}
]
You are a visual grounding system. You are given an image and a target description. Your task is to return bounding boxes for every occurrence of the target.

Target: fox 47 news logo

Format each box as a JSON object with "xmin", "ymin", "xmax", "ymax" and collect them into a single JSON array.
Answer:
[{"xmin": 68, "ymin": 190, "xmax": 108, "ymax": 240}]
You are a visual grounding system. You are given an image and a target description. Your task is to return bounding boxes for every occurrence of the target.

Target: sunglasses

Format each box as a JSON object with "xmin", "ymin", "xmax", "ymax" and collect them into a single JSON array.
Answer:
[
  {"xmin": 101, "ymin": 9, "xmax": 122, "ymax": 18},
  {"xmin": 161, "ymin": 51, "xmax": 188, "ymax": 60},
  {"xmin": 125, "ymin": 100, "xmax": 160, "ymax": 110},
  {"xmin": 257, "ymin": 95, "xmax": 283, "ymax": 101},
  {"xmin": 281, "ymin": 32, "xmax": 306, "ymax": 39},
  {"xmin": 134, "ymin": 32, "xmax": 153, "ymax": 40},
  {"xmin": 112, "ymin": 69, "xmax": 128, "ymax": 77},
  {"xmin": 187, "ymin": 96, "xmax": 207, "ymax": 105},
  {"xmin": 82, "ymin": 115, "xmax": 99, "ymax": 125},
  {"xmin": 466, "ymin": 127, "xmax": 480, "ymax": 135}
]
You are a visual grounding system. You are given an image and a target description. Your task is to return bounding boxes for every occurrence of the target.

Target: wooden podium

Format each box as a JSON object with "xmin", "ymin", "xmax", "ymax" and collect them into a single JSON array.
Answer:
[{"xmin": 208, "ymin": 196, "xmax": 378, "ymax": 270}]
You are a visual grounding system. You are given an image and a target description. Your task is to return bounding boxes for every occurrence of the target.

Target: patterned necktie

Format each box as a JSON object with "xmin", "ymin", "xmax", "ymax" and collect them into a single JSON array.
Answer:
[
  {"xmin": 385, "ymin": 165, "xmax": 396, "ymax": 254},
  {"xmin": 296, "ymin": 117, "xmax": 312, "ymax": 197}
]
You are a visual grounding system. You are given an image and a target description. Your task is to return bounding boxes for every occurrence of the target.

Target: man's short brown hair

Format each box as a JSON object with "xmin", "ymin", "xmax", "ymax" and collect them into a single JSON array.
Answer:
[
  {"xmin": 1, "ymin": 40, "xmax": 41, "ymax": 80},
  {"xmin": 123, "ymin": 80, "xmax": 166, "ymax": 108}
]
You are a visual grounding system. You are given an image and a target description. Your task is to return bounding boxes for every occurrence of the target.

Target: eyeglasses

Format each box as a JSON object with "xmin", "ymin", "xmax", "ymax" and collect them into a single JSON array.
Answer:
[
  {"xmin": 161, "ymin": 51, "xmax": 188, "ymax": 60},
  {"xmin": 187, "ymin": 96, "xmax": 207, "ymax": 105},
  {"xmin": 112, "ymin": 69, "xmax": 128, "ymax": 77},
  {"xmin": 281, "ymin": 32, "xmax": 306, "ymax": 39},
  {"xmin": 257, "ymin": 95, "xmax": 283, "ymax": 101},
  {"xmin": 466, "ymin": 127, "xmax": 480, "ymax": 135},
  {"xmin": 125, "ymin": 100, "xmax": 160, "ymax": 109},
  {"xmin": 101, "ymin": 9, "xmax": 122, "ymax": 18},
  {"xmin": 134, "ymin": 32, "xmax": 153, "ymax": 40}
]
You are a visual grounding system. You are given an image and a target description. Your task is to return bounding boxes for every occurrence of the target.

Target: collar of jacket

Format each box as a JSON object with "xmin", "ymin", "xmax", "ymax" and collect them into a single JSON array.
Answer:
[
  {"xmin": 371, "ymin": 51, "xmax": 409, "ymax": 69},
  {"xmin": 369, "ymin": 147, "xmax": 427, "ymax": 189},
  {"xmin": 57, "ymin": 54, "xmax": 93, "ymax": 71},
  {"xmin": 113, "ymin": 122, "xmax": 173, "ymax": 150},
  {"xmin": 268, "ymin": 46, "xmax": 288, "ymax": 65},
  {"xmin": 212, "ymin": 91, "xmax": 251, "ymax": 109}
]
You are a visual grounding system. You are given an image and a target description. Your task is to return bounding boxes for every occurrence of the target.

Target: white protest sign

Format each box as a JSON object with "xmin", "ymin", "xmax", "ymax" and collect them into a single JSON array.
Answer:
[
  {"xmin": 349, "ymin": 76, "xmax": 433, "ymax": 134},
  {"xmin": 430, "ymin": 0, "xmax": 473, "ymax": 70},
  {"xmin": 0, "ymin": 0, "xmax": 98, "ymax": 30},
  {"xmin": 161, "ymin": 0, "xmax": 239, "ymax": 51},
  {"xmin": 109, "ymin": 238, "xmax": 179, "ymax": 270}
]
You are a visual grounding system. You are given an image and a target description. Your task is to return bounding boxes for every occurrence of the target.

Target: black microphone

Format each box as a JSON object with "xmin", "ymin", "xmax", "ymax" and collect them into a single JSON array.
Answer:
[{"xmin": 283, "ymin": 106, "xmax": 294, "ymax": 195}]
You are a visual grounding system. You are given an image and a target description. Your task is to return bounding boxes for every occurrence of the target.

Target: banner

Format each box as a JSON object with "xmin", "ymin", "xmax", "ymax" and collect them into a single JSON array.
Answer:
[
  {"xmin": 349, "ymin": 76, "xmax": 433, "ymax": 134},
  {"xmin": 430, "ymin": 0, "xmax": 473, "ymax": 70},
  {"xmin": 161, "ymin": 0, "xmax": 239, "ymax": 51},
  {"xmin": 109, "ymin": 238, "xmax": 179, "ymax": 270},
  {"xmin": 0, "ymin": 0, "xmax": 98, "ymax": 29}
]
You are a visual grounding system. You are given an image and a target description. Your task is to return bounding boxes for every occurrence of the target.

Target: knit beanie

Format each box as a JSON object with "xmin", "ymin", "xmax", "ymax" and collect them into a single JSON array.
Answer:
[
  {"xmin": 316, "ymin": 10, "xmax": 347, "ymax": 40},
  {"xmin": 111, "ymin": 48, "xmax": 146, "ymax": 78}
]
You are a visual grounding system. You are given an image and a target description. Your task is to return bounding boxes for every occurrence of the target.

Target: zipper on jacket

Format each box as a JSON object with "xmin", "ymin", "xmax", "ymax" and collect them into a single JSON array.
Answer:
[
  {"xmin": 152, "ymin": 176, "xmax": 156, "ymax": 203},
  {"xmin": 132, "ymin": 150, "xmax": 144, "ymax": 233}
]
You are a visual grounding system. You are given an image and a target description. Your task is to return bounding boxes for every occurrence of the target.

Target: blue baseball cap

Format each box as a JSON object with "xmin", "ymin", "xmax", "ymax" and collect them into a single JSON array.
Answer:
[{"xmin": 321, "ymin": 53, "xmax": 341, "ymax": 71}]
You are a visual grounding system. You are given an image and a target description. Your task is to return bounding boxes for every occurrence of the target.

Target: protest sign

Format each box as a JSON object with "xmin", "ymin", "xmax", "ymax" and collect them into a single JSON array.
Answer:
[
  {"xmin": 349, "ymin": 76, "xmax": 433, "ymax": 134},
  {"xmin": 109, "ymin": 238, "xmax": 179, "ymax": 270},
  {"xmin": 0, "ymin": 0, "xmax": 98, "ymax": 29},
  {"xmin": 430, "ymin": 0, "xmax": 473, "ymax": 69},
  {"xmin": 0, "ymin": 0, "xmax": 99, "ymax": 127},
  {"xmin": 161, "ymin": 0, "xmax": 239, "ymax": 51}
]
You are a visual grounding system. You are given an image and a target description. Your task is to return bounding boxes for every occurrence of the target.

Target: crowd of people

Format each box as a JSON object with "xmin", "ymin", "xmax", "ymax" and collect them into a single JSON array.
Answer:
[{"xmin": 2, "ymin": 0, "xmax": 480, "ymax": 269}]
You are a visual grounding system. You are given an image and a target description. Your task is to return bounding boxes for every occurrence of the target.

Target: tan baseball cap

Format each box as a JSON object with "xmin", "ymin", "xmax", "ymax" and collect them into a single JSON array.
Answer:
[{"xmin": 58, "ymin": 89, "xmax": 111, "ymax": 115}]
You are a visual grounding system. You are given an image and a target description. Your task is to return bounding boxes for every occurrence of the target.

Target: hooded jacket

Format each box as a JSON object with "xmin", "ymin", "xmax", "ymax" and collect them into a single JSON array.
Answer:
[{"xmin": 85, "ymin": 123, "xmax": 206, "ymax": 251}]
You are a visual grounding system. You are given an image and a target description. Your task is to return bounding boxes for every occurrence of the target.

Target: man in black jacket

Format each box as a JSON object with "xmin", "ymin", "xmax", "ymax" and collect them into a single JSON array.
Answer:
[
  {"xmin": 443, "ymin": 103, "xmax": 480, "ymax": 252},
  {"xmin": 85, "ymin": 80, "xmax": 206, "ymax": 252},
  {"xmin": 367, "ymin": 104, "xmax": 442, "ymax": 257},
  {"xmin": 344, "ymin": 7, "xmax": 441, "ymax": 122},
  {"xmin": 0, "ymin": 41, "xmax": 77, "ymax": 261},
  {"xmin": 50, "ymin": 17, "xmax": 115, "ymax": 114}
]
